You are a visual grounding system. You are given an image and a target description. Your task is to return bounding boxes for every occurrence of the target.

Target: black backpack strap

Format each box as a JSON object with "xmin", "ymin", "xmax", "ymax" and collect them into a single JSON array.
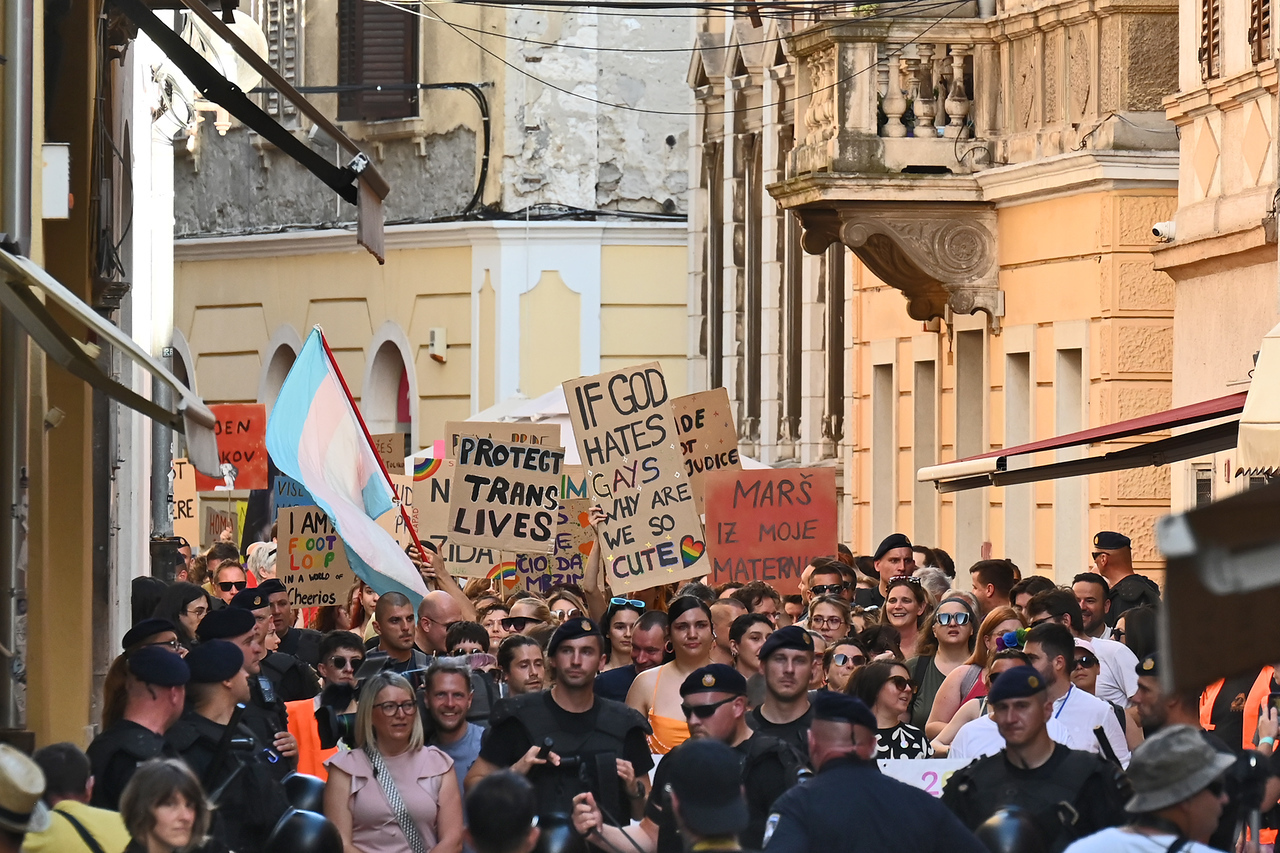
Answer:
[{"xmin": 57, "ymin": 809, "xmax": 108, "ymax": 853}]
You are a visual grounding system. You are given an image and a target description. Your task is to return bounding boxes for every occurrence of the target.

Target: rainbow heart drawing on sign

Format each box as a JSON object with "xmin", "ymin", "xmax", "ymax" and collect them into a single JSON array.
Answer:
[
  {"xmin": 680, "ymin": 535, "xmax": 705, "ymax": 567},
  {"xmin": 413, "ymin": 456, "xmax": 443, "ymax": 482},
  {"xmin": 486, "ymin": 560, "xmax": 519, "ymax": 590}
]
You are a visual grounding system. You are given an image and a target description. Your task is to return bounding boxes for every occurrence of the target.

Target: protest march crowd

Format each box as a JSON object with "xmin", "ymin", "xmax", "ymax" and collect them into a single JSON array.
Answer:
[{"xmin": 0, "ymin": 520, "xmax": 1275, "ymax": 853}]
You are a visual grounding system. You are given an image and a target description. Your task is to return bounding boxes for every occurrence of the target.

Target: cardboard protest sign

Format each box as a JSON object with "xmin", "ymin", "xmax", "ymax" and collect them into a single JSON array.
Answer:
[
  {"xmin": 194, "ymin": 404, "xmax": 269, "ymax": 490},
  {"xmin": 514, "ymin": 499, "xmax": 595, "ymax": 594},
  {"xmin": 371, "ymin": 433, "xmax": 407, "ymax": 475},
  {"xmin": 876, "ymin": 760, "xmax": 967, "ymax": 797},
  {"xmin": 671, "ymin": 388, "xmax": 740, "ymax": 513},
  {"xmin": 703, "ymin": 468, "xmax": 837, "ymax": 593},
  {"xmin": 559, "ymin": 465, "xmax": 588, "ymax": 503},
  {"xmin": 563, "ymin": 362, "xmax": 707, "ymax": 592},
  {"xmin": 446, "ymin": 437, "xmax": 564, "ymax": 554},
  {"xmin": 444, "ymin": 421, "xmax": 561, "ymax": 459},
  {"xmin": 279, "ymin": 505, "xmax": 352, "ymax": 607},
  {"xmin": 202, "ymin": 503, "xmax": 237, "ymax": 549},
  {"xmin": 171, "ymin": 458, "xmax": 200, "ymax": 547},
  {"xmin": 375, "ymin": 474, "xmax": 420, "ymax": 547},
  {"xmin": 273, "ymin": 474, "xmax": 314, "ymax": 510}
]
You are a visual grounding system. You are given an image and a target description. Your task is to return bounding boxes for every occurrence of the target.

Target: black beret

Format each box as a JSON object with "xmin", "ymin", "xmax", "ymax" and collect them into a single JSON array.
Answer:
[
  {"xmin": 128, "ymin": 645, "xmax": 190, "ymax": 687},
  {"xmin": 547, "ymin": 617, "xmax": 602, "ymax": 655},
  {"xmin": 988, "ymin": 665, "xmax": 1048, "ymax": 704},
  {"xmin": 874, "ymin": 533, "xmax": 913, "ymax": 561},
  {"xmin": 229, "ymin": 588, "xmax": 270, "ymax": 611},
  {"xmin": 122, "ymin": 618, "xmax": 177, "ymax": 651},
  {"xmin": 758, "ymin": 625, "xmax": 814, "ymax": 662},
  {"xmin": 185, "ymin": 639, "xmax": 245, "ymax": 683},
  {"xmin": 196, "ymin": 606, "xmax": 256, "ymax": 642},
  {"xmin": 1093, "ymin": 531, "xmax": 1131, "ymax": 550},
  {"xmin": 812, "ymin": 690, "xmax": 877, "ymax": 729},
  {"xmin": 680, "ymin": 664, "xmax": 747, "ymax": 697},
  {"xmin": 257, "ymin": 579, "xmax": 287, "ymax": 597},
  {"xmin": 1136, "ymin": 652, "xmax": 1159, "ymax": 678}
]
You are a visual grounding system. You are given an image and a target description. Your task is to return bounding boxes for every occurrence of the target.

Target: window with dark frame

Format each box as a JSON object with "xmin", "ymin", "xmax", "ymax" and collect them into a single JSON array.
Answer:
[
  {"xmin": 337, "ymin": 0, "xmax": 419, "ymax": 121},
  {"xmin": 1251, "ymin": 0, "xmax": 1271, "ymax": 63},
  {"xmin": 1200, "ymin": 0, "xmax": 1222, "ymax": 78}
]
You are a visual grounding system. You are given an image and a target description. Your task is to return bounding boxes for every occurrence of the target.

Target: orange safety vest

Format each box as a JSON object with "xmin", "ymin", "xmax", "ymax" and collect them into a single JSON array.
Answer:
[
  {"xmin": 1200, "ymin": 669, "xmax": 1278, "ymax": 845},
  {"xmin": 286, "ymin": 698, "xmax": 337, "ymax": 780}
]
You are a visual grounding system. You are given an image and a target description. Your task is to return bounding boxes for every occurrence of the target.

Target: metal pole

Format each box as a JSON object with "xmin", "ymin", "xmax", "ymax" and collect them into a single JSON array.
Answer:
[{"xmin": 1, "ymin": 0, "xmax": 35, "ymax": 731}]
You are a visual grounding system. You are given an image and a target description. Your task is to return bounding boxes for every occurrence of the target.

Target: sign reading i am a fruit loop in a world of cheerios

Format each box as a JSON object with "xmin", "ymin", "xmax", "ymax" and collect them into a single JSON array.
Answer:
[{"xmin": 563, "ymin": 362, "xmax": 707, "ymax": 593}]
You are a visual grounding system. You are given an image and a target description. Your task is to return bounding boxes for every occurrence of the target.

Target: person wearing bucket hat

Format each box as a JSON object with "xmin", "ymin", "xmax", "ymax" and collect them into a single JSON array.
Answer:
[
  {"xmin": 747, "ymin": 626, "xmax": 816, "ymax": 761},
  {"xmin": 0, "ymin": 743, "xmax": 49, "ymax": 851},
  {"xmin": 1064, "ymin": 725, "xmax": 1237, "ymax": 852}
]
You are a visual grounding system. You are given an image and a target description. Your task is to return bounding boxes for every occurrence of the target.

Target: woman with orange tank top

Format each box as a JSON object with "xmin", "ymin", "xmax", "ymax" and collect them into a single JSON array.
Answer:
[{"xmin": 626, "ymin": 595, "xmax": 714, "ymax": 754}]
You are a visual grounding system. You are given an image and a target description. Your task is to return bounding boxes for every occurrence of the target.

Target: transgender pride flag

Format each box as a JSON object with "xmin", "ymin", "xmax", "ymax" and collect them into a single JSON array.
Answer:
[{"xmin": 266, "ymin": 327, "xmax": 428, "ymax": 606}]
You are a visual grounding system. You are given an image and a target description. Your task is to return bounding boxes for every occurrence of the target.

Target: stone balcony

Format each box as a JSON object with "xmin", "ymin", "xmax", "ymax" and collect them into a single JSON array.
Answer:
[{"xmin": 770, "ymin": 0, "xmax": 1178, "ymax": 322}]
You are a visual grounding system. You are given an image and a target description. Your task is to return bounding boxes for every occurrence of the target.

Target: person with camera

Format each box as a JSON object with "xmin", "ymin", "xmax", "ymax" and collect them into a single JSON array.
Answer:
[
  {"xmin": 164, "ymin": 640, "xmax": 292, "ymax": 853},
  {"xmin": 324, "ymin": 671, "xmax": 464, "ymax": 853},
  {"xmin": 465, "ymin": 618, "xmax": 653, "ymax": 851},
  {"xmin": 286, "ymin": 630, "xmax": 365, "ymax": 779}
]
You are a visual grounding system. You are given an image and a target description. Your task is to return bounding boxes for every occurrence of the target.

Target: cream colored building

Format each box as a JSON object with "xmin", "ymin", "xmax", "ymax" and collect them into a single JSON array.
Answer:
[{"xmin": 689, "ymin": 0, "xmax": 1183, "ymax": 579}]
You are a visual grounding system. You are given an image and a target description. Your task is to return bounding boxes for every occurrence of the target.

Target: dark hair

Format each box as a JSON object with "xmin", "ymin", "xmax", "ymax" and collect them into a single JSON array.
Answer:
[
  {"xmin": 131, "ymin": 577, "xmax": 168, "ymax": 627},
  {"xmin": 782, "ymin": 594, "xmax": 803, "ymax": 607},
  {"xmin": 425, "ymin": 661, "xmax": 474, "ymax": 693},
  {"xmin": 729, "ymin": 612, "xmax": 773, "ymax": 644},
  {"xmin": 1026, "ymin": 589, "xmax": 1084, "ymax": 634},
  {"xmin": 526, "ymin": 622, "xmax": 556, "ymax": 650},
  {"xmin": 601, "ymin": 600, "xmax": 644, "ymax": 662},
  {"xmin": 498, "ymin": 634, "xmax": 543, "ymax": 673},
  {"xmin": 1010, "ymin": 574, "xmax": 1056, "ymax": 603},
  {"xmin": 713, "ymin": 581, "xmax": 745, "ymax": 597},
  {"xmin": 318, "ymin": 630, "xmax": 365, "ymax": 662},
  {"xmin": 853, "ymin": 555, "xmax": 877, "ymax": 579},
  {"xmin": 119, "ymin": 759, "xmax": 211, "ymax": 851},
  {"xmin": 847, "ymin": 660, "xmax": 909, "ymax": 710},
  {"xmin": 634, "ymin": 610, "xmax": 669, "ymax": 634},
  {"xmin": 465, "ymin": 771, "xmax": 538, "ymax": 853},
  {"xmin": 33, "ymin": 742, "xmax": 90, "ymax": 804},
  {"xmin": 836, "ymin": 543, "xmax": 854, "ymax": 564},
  {"xmin": 931, "ymin": 548, "xmax": 956, "ymax": 579},
  {"xmin": 823, "ymin": 636, "xmax": 867, "ymax": 669},
  {"xmin": 912, "ymin": 545, "xmax": 938, "ymax": 568},
  {"xmin": 374, "ymin": 591, "xmax": 413, "ymax": 621},
  {"xmin": 205, "ymin": 541, "xmax": 241, "ymax": 564},
  {"xmin": 151, "ymin": 582, "xmax": 211, "ymax": 644},
  {"xmin": 885, "ymin": 576, "xmax": 929, "ymax": 610},
  {"xmin": 667, "ymin": 595, "xmax": 713, "ymax": 626},
  {"xmin": 989, "ymin": 648, "xmax": 1031, "ymax": 669},
  {"xmin": 857, "ymin": 624, "xmax": 902, "ymax": 660},
  {"xmin": 477, "ymin": 603, "xmax": 510, "ymax": 623},
  {"xmin": 674, "ymin": 581, "xmax": 716, "ymax": 604},
  {"xmin": 446, "ymin": 621, "xmax": 490, "ymax": 653},
  {"xmin": 807, "ymin": 558, "xmax": 846, "ymax": 585},
  {"xmin": 731, "ymin": 582, "xmax": 781, "ymax": 613},
  {"xmin": 1025, "ymin": 622, "xmax": 1075, "ymax": 672},
  {"xmin": 1120, "ymin": 605, "xmax": 1159, "ymax": 661},
  {"xmin": 916, "ymin": 597, "xmax": 977, "ymax": 658},
  {"xmin": 1072, "ymin": 572, "xmax": 1111, "ymax": 597},
  {"xmin": 970, "ymin": 560, "xmax": 1017, "ymax": 599}
]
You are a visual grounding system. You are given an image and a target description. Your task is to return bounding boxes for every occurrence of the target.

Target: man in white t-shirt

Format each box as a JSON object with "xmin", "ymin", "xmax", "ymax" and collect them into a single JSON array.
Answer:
[
  {"xmin": 1024, "ymin": 622, "xmax": 1131, "ymax": 767},
  {"xmin": 1026, "ymin": 588, "xmax": 1137, "ymax": 709},
  {"xmin": 948, "ymin": 704, "xmax": 1073, "ymax": 762},
  {"xmin": 1065, "ymin": 725, "xmax": 1236, "ymax": 852}
]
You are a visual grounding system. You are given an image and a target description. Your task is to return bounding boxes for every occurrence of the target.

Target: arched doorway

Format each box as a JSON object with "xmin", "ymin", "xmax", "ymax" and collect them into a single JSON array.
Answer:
[{"xmin": 364, "ymin": 341, "xmax": 412, "ymax": 439}]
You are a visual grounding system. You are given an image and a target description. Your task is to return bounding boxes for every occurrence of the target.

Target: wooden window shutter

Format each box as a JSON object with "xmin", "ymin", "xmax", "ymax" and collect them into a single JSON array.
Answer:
[
  {"xmin": 1200, "ymin": 0, "xmax": 1221, "ymax": 78},
  {"xmin": 337, "ymin": 0, "xmax": 418, "ymax": 121},
  {"xmin": 1252, "ymin": 0, "xmax": 1271, "ymax": 63}
]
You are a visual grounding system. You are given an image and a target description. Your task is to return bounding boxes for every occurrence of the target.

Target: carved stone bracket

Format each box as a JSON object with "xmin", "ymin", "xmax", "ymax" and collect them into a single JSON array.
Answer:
[{"xmin": 795, "ymin": 202, "xmax": 1003, "ymax": 324}]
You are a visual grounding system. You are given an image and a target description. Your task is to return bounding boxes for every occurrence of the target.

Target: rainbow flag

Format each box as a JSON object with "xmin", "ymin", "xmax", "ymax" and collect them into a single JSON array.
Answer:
[{"xmin": 266, "ymin": 328, "xmax": 428, "ymax": 606}]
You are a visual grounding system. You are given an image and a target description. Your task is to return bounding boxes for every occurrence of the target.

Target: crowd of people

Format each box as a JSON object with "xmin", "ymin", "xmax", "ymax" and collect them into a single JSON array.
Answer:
[{"xmin": 0, "ymin": 522, "xmax": 1275, "ymax": 853}]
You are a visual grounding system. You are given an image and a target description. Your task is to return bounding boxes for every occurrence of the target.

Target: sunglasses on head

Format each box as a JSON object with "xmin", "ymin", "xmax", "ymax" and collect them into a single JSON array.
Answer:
[
  {"xmin": 329, "ymin": 655, "xmax": 364, "ymax": 671},
  {"xmin": 680, "ymin": 696, "xmax": 738, "ymax": 719},
  {"xmin": 501, "ymin": 616, "xmax": 541, "ymax": 631},
  {"xmin": 893, "ymin": 576, "xmax": 923, "ymax": 585},
  {"xmin": 1074, "ymin": 653, "xmax": 1099, "ymax": 668},
  {"xmin": 218, "ymin": 581, "xmax": 248, "ymax": 592},
  {"xmin": 610, "ymin": 597, "xmax": 645, "ymax": 609},
  {"xmin": 832, "ymin": 653, "xmax": 866, "ymax": 667},
  {"xmin": 810, "ymin": 583, "xmax": 846, "ymax": 596},
  {"xmin": 886, "ymin": 675, "xmax": 918, "ymax": 693},
  {"xmin": 936, "ymin": 612, "xmax": 971, "ymax": 626}
]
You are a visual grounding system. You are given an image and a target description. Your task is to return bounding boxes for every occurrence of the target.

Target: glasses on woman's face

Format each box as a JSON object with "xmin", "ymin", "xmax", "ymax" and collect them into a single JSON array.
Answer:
[
  {"xmin": 936, "ymin": 612, "xmax": 971, "ymax": 626},
  {"xmin": 610, "ymin": 597, "xmax": 645, "ymax": 609},
  {"xmin": 375, "ymin": 700, "xmax": 417, "ymax": 717},
  {"xmin": 810, "ymin": 615, "xmax": 847, "ymax": 629},
  {"xmin": 810, "ymin": 583, "xmax": 846, "ymax": 597},
  {"xmin": 680, "ymin": 696, "xmax": 737, "ymax": 719},
  {"xmin": 1074, "ymin": 654, "xmax": 1099, "ymax": 669},
  {"xmin": 501, "ymin": 616, "xmax": 541, "ymax": 632},
  {"xmin": 551, "ymin": 609, "xmax": 582, "ymax": 621},
  {"xmin": 218, "ymin": 581, "xmax": 248, "ymax": 592},
  {"xmin": 1111, "ymin": 628, "xmax": 1126, "ymax": 642},
  {"xmin": 886, "ymin": 675, "xmax": 917, "ymax": 694},
  {"xmin": 147, "ymin": 638, "xmax": 182, "ymax": 653},
  {"xmin": 832, "ymin": 653, "xmax": 866, "ymax": 667},
  {"xmin": 185, "ymin": 604, "xmax": 208, "ymax": 619},
  {"xmin": 329, "ymin": 655, "xmax": 364, "ymax": 671}
]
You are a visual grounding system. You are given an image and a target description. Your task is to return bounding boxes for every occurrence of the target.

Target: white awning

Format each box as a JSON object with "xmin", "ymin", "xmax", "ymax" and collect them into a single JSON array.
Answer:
[
  {"xmin": 1237, "ymin": 320, "xmax": 1280, "ymax": 476},
  {"xmin": 0, "ymin": 249, "xmax": 221, "ymax": 477}
]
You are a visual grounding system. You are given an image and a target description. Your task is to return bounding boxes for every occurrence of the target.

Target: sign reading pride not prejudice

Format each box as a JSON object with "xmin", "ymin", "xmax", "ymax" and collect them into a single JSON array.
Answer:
[
  {"xmin": 563, "ymin": 362, "xmax": 707, "ymax": 592},
  {"xmin": 703, "ymin": 468, "xmax": 837, "ymax": 593},
  {"xmin": 446, "ymin": 437, "xmax": 565, "ymax": 554},
  {"xmin": 671, "ymin": 388, "xmax": 740, "ymax": 514}
]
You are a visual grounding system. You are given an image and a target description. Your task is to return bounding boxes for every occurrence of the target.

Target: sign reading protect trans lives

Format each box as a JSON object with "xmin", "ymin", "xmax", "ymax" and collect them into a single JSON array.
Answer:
[
  {"xmin": 563, "ymin": 362, "xmax": 706, "ymax": 592},
  {"xmin": 703, "ymin": 468, "xmax": 837, "ymax": 594},
  {"xmin": 446, "ymin": 437, "xmax": 564, "ymax": 554}
]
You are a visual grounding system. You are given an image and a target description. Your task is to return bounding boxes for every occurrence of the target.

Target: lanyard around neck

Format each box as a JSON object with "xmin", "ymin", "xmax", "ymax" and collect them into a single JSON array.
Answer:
[{"xmin": 1054, "ymin": 685, "xmax": 1073, "ymax": 719}]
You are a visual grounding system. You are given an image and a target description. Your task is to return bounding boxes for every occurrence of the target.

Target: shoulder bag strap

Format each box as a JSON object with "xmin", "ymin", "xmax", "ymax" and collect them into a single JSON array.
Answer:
[
  {"xmin": 365, "ymin": 746, "xmax": 429, "ymax": 853},
  {"xmin": 57, "ymin": 809, "xmax": 109, "ymax": 853}
]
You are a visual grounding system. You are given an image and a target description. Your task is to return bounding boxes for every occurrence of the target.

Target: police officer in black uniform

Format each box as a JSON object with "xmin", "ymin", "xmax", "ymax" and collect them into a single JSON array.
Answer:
[
  {"xmin": 466, "ymin": 618, "xmax": 653, "ymax": 852},
  {"xmin": 941, "ymin": 666, "xmax": 1128, "ymax": 852},
  {"xmin": 663, "ymin": 739, "xmax": 755, "ymax": 853},
  {"xmin": 1091, "ymin": 532, "xmax": 1160, "ymax": 627},
  {"xmin": 86, "ymin": 646, "xmax": 188, "ymax": 809},
  {"xmin": 230, "ymin": 585, "xmax": 320, "ymax": 702},
  {"xmin": 166, "ymin": 639, "xmax": 292, "ymax": 853},
  {"xmin": 195, "ymin": 605, "xmax": 298, "ymax": 777},
  {"xmin": 763, "ymin": 692, "xmax": 986, "ymax": 853}
]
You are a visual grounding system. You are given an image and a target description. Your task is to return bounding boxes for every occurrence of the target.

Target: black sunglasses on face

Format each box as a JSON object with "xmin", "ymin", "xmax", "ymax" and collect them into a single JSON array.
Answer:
[
  {"xmin": 1204, "ymin": 778, "xmax": 1226, "ymax": 798},
  {"xmin": 833, "ymin": 653, "xmax": 866, "ymax": 667},
  {"xmin": 680, "ymin": 696, "xmax": 738, "ymax": 719},
  {"xmin": 1111, "ymin": 628, "xmax": 1126, "ymax": 641},
  {"xmin": 810, "ymin": 583, "xmax": 846, "ymax": 596},
  {"xmin": 936, "ymin": 612, "xmax": 971, "ymax": 626},
  {"xmin": 502, "ymin": 616, "xmax": 541, "ymax": 631},
  {"xmin": 1074, "ymin": 654, "xmax": 1099, "ymax": 668},
  {"xmin": 329, "ymin": 655, "xmax": 364, "ymax": 671},
  {"xmin": 218, "ymin": 581, "xmax": 248, "ymax": 592}
]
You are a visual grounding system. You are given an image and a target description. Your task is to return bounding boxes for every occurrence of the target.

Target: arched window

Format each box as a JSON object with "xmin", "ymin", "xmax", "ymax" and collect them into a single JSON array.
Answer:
[
  {"xmin": 364, "ymin": 340, "xmax": 411, "ymax": 437},
  {"xmin": 261, "ymin": 345, "xmax": 296, "ymax": 415}
]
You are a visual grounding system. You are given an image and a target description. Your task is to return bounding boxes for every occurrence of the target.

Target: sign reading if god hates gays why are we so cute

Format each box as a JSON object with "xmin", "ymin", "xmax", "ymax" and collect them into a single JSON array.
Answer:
[{"xmin": 563, "ymin": 362, "xmax": 707, "ymax": 593}]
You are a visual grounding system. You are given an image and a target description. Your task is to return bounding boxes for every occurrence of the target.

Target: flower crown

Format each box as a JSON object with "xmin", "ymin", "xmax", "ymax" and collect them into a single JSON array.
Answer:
[{"xmin": 994, "ymin": 628, "xmax": 1028, "ymax": 651}]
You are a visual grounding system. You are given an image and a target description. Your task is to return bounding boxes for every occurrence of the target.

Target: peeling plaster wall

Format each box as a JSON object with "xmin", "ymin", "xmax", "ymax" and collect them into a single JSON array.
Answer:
[{"xmin": 500, "ymin": 8, "xmax": 691, "ymax": 214}]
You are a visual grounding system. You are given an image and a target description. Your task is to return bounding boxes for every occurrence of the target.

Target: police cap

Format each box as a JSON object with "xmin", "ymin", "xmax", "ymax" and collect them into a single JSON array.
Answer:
[
  {"xmin": 229, "ymin": 588, "xmax": 270, "ymax": 611},
  {"xmin": 811, "ymin": 690, "xmax": 877, "ymax": 730},
  {"xmin": 680, "ymin": 664, "xmax": 747, "ymax": 697},
  {"xmin": 196, "ymin": 606, "xmax": 257, "ymax": 642},
  {"xmin": 128, "ymin": 645, "xmax": 190, "ymax": 687},
  {"xmin": 874, "ymin": 533, "xmax": 913, "ymax": 561},
  {"xmin": 257, "ymin": 578, "xmax": 288, "ymax": 597},
  {"xmin": 663, "ymin": 740, "xmax": 749, "ymax": 837},
  {"xmin": 547, "ymin": 617, "xmax": 603, "ymax": 655},
  {"xmin": 757, "ymin": 625, "xmax": 813, "ymax": 663},
  {"xmin": 186, "ymin": 639, "xmax": 245, "ymax": 683},
  {"xmin": 987, "ymin": 665, "xmax": 1048, "ymax": 704},
  {"xmin": 122, "ymin": 618, "xmax": 177, "ymax": 651},
  {"xmin": 1093, "ymin": 531, "xmax": 1131, "ymax": 550},
  {"xmin": 1136, "ymin": 651, "xmax": 1159, "ymax": 678}
]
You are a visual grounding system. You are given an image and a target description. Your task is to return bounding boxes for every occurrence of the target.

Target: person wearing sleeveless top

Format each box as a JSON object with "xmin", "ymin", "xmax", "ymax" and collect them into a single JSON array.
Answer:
[
  {"xmin": 627, "ymin": 596, "xmax": 714, "ymax": 754},
  {"xmin": 926, "ymin": 607, "xmax": 1025, "ymax": 739},
  {"xmin": 325, "ymin": 672, "xmax": 463, "ymax": 853}
]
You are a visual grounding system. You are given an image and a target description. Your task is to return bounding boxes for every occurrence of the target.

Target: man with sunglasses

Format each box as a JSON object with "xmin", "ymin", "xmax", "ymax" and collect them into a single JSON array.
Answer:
[
  {"xmin": 212, "ymin": 562, "xmax": 249, "ymax": 605},
  {"xmin": 571, "ymin": 664, "xmax": 803, "ymax": 853},
  {"xmin": 1025, "ymin": 588, "xmax": 1138, "ymax": 710},
  {"xmin": 942, "ymin": 666, "xmax": 1128, "ymax": 852},
  {"xmin": 800, "ymin": 559, "xmax": 852, "ymax": 619},
  {"xmin": 416, "ymin": 589, "xmax": 466, "ymax": 656},
  {"xmin": 1090, "ymin": 531, "xmax": 1160, "ymax": 627},
  {"xmin": 285, "ymin": 630, "xmax": 364, "ymax": 778}
]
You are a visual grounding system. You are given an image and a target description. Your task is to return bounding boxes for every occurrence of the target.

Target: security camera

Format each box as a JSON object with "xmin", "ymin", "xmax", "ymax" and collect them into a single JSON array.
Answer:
[{"xmin": 1152, "ymin": 221, "xmax": 1176, "ymax": 242}]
